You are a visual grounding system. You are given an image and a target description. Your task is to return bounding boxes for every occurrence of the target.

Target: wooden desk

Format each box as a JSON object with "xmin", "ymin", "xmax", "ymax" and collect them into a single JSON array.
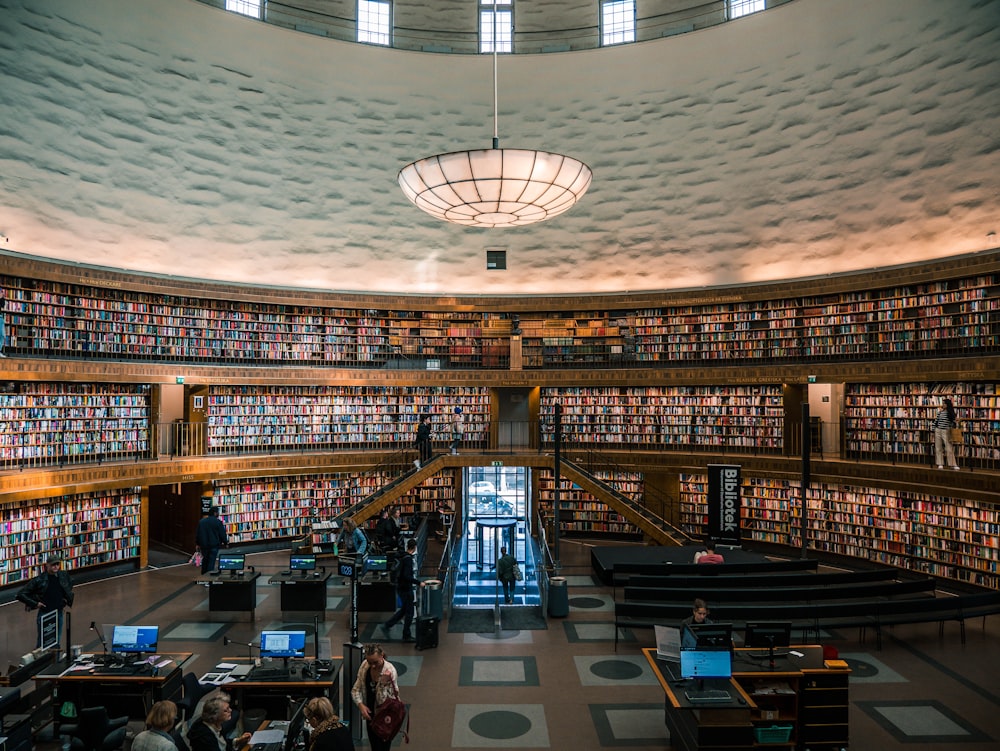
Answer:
[
  {"xmin": 643, "ymin": 646, "xmax": 850, "ymax": 751},
  {"xmin": 34, "ymin": 653, "xmax": 190, "ymax": 733},
  {"xmin": 196, "ymin": 572, "xmax": 261, "ymax": 620},
  {"xmin": 205, "ymin": 658, "xmax": 343, "ymax": 717},
  {"xmin": 267, "ymin": 572, "xmax": 333, "ymax": 616}
]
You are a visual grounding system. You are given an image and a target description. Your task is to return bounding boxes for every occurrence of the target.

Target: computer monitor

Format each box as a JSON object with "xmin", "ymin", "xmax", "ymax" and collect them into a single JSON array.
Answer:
[
  {"xmin": 284, "ymin": 699, "xmax": 308, "ymax": 751},
  {"xmin": 364, "ymin": 555, "xmax": 389, "ymax": 574},
  {"xmin": 682, "ymin": 622, "xmax": 734, "ymax": 650},
  {"xmin": 259, "ymin": 630, "xmax": 307, "ymax": 659},
  {"xmin": 110, "ymin": 625, "xmax": 159, "ymax": 655},
  {"xmin": 679, "ymin": 647, "xmax": 733, "ymax": 681},
  {"xmin": 744, "ymin": 622, "xmax": 792, "ymax": 666},
  {"xmin": 217, "ymin": 553, "xmax": 245, "ymax": 573},
  {"xmin": 290, "ymin": 554, "xmax": 316, "ymax": 575}
]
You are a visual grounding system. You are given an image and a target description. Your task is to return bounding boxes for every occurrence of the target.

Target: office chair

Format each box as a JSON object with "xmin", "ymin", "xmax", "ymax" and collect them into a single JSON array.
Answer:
[
  {"xmin": 175, "ymin": 672, "xmax": 213, "ymax": 723},
  {"xmin": 61, "ymin": 706, "xmax": 129, "ymax": 751}
]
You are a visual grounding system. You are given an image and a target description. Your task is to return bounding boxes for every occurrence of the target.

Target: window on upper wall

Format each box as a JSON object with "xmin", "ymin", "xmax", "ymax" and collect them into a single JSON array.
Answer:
[
  {"xmin": 729, "ymin": 0, "xmax": 766, "ymax": 20},
  {"xmin": 601, "ymin": 0, "xmax": 635, "ymax": 46},
  {"xmin": 225, "ymin": 0, "xmax": 262, "ymax": 20},
  {"xmin": 358, "ymin": 0, "xmax": 392, "ymax": 46},
  {"xmin": 480, "ymin": 1, "xmax": 513, "ymax": 54}
]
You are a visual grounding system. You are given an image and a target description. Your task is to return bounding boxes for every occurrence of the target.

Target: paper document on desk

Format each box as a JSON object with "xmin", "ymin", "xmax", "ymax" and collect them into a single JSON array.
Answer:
[{"xmin": 250, "ymin": 731, "xmax": 285, "ymax": 744}]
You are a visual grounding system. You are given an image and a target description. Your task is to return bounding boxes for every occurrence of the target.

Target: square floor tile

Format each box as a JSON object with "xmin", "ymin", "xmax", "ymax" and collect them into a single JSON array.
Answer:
[
  {"xmin": 459, "ymin": 656, "xmax": 539, "ymax": 686},
  {"xmin": 856, "ymin": 700, "xmax": 991, "ymax": 743},
  {"xmin": 452, "ymin": 704, "xmax": 549, "ymax": 748},
  {"xmin": 563, "ymin": 621, "xmax": 636, "ymax": 644},
  {"xmin": 574, "ymin": 655, "xmax": 658, "ymax": 686},
  {"xmin": 163, "ymin": 622, "xmax": 230, "ymax": 641},
  {"xmin": 464, "ymin": 630, "xmax": 535, "ymax": 644},
  {"xmin": 590, "ymin": 704, "xmax": 667, "ymax": 746},
  {"xmin": 562, "ymin": 575, "xmax": 598, "ymax": 587}
]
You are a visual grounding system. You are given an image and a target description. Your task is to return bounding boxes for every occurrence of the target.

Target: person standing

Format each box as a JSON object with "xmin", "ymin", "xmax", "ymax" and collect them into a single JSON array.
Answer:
[
  {"xmin": 195, "ymin": 506, "xmax": 228, "ymax": 575},
  {"xmin": 338, "ymin": 518, "xmax": 369, "ymax": 558},
  {"xmin": 187, "ymin": 696, "xmax": 250, "ymax": 751},
  {"xmin": 449, "ymin": 406, "xmax": 464, "ymax": 455},
  {"xmin": 496, "ymin": 546, "xmax": 517, "ymax": 604},
  {"xmin": 932, "ymin": 397, "xmax": 960, "ymax": 470},
  {"xmin": 414, "ymin": 414, "xmax": 432, "ymax": 468},
  {"xmin": 131, "ymin": 700, "xmax": 179, "ymax": 751},
  {"xmin": 16, "ymin": 554, "xmax": 74, "ymax": 648},
  {"xmin": 350, "ymin": 644, "xmax": 401, "ymax": 751},
  {"xmin": 303, "ymin": 696, "xmax": 354, "ymax": 751},
  {"xmin": 0, "ymin": 288, "xmax": 7, "ymax": 357},
  {"xmin": 382, "ymin": 538, "xmax": 418, "ymax": 641}
]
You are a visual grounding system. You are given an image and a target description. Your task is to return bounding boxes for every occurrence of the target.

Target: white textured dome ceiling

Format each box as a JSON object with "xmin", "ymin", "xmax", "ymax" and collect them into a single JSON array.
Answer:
[{"xmin": 1, "ymin": 0, "xmax": 998, "ymax": 295}]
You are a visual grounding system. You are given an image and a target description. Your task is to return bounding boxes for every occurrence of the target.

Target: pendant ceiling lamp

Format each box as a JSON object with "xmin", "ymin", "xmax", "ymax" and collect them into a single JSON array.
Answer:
[{"xmin": 397, "ymin": 3, "xmax": 592, "ymax": 228}]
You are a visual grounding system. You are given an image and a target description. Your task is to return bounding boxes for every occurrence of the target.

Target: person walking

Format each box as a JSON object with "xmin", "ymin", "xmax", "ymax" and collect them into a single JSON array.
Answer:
[
  {"xmin": 414, "ymin": 414, "xmax": 432, "ymax": 468},
  {"xmin": 449, "ymin": 406, "xmax": 464, "ymax": 455},
  {"xmin": 496, "ymin": 547, "xmax": 517, "ymax": 604},
  {"xmin": 131, "ymin": 701, "xmax": 179, "ymax": 751},
  {"xmin": 195, "ymin": 506, "xmax": 229, "ymax": 574},
  {"xmin": 381, "ymin": 538, "xmax": 418, "ymax": 641},
  {"xmin": 932, "ymin": 397, "xmax": 960, "ymax": 470},
  {"xmin": 350, "ymin": 644, "xmax": 401, "ymax": 751},
  {"xmin": 16, "ymin": 554, "xmax": 74, "ymax": 648}
]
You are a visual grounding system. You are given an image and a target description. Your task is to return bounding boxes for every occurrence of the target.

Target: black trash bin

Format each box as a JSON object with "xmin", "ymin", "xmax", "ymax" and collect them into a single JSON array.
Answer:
[{"xmin": 548, "ymin": 576, "xmax": 569, "ymax": 618}]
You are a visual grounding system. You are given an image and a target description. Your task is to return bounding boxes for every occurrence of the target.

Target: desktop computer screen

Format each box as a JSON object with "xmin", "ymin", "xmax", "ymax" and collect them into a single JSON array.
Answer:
[
  {"xmin": 111, "ymin": 625, "xmax": 159, "ymax": 654},
  {"xmin": 284, "ymin": 699, "xmax": 308, "ymax": 751},
  {"xmin": 217, "ymin": 553, "xmax": 245, "ymax": 572},
  {"xmin": 363, "ymin": 555, "xmax": 389, "ymax": 574},
  {"xmin": 679, "ymin": 648, "xmax": 733, "ymax": 681},
  {"xmin": 289, "ymin": 554, "xmax": 317, "ymax": 573},
  {"xmin": 259, "ymin": 630, "xmax": 307, "ymax": 659}
]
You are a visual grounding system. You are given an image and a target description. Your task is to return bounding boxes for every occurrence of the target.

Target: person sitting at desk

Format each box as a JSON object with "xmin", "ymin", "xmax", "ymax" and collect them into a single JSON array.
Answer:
[
  {"xmin": 303, "ymin": 697, "xmax": 354, "ymax": 751},
  {"xmin": 694, "ymin": 540, "xmax": 725, "ymax": 564},
  {"xmin": 680, "ymin": 598, "xmax": 712, "ymax": 649},
  {"xmin": 187, "ymin": 696, "xmax": 250, "ymax": 751},
  {"xmin": 132, "ymin": 700, "xmax": 179, "ymax": 751}
]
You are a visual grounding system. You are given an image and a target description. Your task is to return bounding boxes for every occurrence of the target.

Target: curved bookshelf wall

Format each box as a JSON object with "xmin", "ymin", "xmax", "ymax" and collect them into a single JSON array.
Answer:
[{"xmin": 2, "ymin": 252, "xmax": 1000, "ymax": 591}]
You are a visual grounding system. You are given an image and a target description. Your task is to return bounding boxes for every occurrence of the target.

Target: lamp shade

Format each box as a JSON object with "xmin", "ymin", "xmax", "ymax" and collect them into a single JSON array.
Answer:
[{"xmin": 398, "ymin": 148, "xmax": 592, "ymax": 228}]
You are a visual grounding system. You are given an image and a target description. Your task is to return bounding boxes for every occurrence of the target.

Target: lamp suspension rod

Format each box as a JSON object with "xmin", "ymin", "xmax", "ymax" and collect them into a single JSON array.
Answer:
[{"xmin": 492, "ymin": 0, "xmax": 499, "ymax": 148}]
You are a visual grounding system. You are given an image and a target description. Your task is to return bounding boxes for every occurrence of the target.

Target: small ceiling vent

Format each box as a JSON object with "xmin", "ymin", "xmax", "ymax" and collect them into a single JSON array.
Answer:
[{"xmin": 486, "ymin": 248, "xmax": 507, "ymax": 270}]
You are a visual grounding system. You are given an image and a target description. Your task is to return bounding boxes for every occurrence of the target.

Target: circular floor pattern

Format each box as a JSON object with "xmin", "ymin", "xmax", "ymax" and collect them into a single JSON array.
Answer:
[
  {"xmin": 469, "ymin": 710, "xmax": 533, "ymax": 739},
  {"xmin": 590, "ymin": 659, "xmax": 644, "ymax": 680},
  {"xmin": 844, "ymin": 657, "xmax": 878, "ymax": 678},
  {"xmin": 568, "ymin": 596, "xmax": 605, "ymax": 609},
  {"xmin": 473, "ymin": 630, "xmax": 523, "ymax": 640}
]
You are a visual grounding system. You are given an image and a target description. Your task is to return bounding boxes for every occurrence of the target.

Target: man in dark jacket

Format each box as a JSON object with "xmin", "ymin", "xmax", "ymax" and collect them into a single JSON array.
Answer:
[
  {"xmin": 381, "ymin": 538, "xmax": 419, "ymax": 642},
  {"xmin": 195, "ymin": 506, "xmax": 229, "ymax": 575},
  {"xmin": 17, "ymin": 555, "xmax": 74, "ymax": 648}
]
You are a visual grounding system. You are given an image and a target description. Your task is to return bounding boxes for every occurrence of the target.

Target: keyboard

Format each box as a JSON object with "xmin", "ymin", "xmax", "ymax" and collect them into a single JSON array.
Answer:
[
  {"xmin": 250, "ymin": 744, "xmax": 282, "ymax": 751},
  {"xmin": 247, "ymin": 667, "xmax": 291, "ymax": 681},
  {"xmin": 94, "ymin": 663, "xmax": 150, "ymax": 676},
  {"xmin": 685, "ymin": 689, "xmax": 732, "ymax": 703}
]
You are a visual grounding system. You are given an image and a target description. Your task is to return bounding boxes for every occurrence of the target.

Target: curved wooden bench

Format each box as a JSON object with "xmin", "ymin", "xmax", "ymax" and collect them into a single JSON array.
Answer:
[
  {"xmin": 623, "ymin": 577, "xmax": 936, "ymax": 604},
  {"xmin": 611, "ymin": 558, "xmax": 819, "ymax": 587},
  {"xmin": 624, "ymin": 567, "xmax": 898, "ymax": 590}
]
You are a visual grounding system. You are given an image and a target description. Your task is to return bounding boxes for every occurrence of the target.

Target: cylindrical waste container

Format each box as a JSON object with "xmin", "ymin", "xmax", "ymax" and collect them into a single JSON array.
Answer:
[
  {"xmin": 422, "ymin": 579, "xmax": 444, "ymax": 620},
  {"xmin": 548, "ymin": 576, "xmax": 569, "ymax": 617}
]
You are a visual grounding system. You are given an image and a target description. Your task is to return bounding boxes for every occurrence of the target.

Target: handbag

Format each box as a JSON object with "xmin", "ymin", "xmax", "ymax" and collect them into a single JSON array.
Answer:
[
  {"xmin": 189, "ymin": 550, "xmax": 203, "ymax": 567},
  {"xmin": 513, "ymin": 562, "xmax": 524, "ymax": 581},
  {"xmin": 372, "ymin": 690, "xmax": 409, "ymax": 743},
  {"xmin": 949, "ymin": 426, "xmax": 963, "ymax": 443}
]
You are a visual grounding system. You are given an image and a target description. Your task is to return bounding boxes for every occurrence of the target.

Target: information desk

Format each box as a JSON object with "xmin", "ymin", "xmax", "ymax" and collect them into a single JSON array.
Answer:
[
  {"xmin": 267, "ymin": 571, "xmax": 333, "ymax": 616},
  {"xmin": 643, "ymin": 646, "xmax": 850, "ymax": 751},
  {"xmin": 33, "ymin": 653, "xmax": 190, "ymax": 734},
  {"xmin": 201, "ymin": 658, "xmax": 343, "ymax": 717},
  {"xmin": 196, "ymin": 572, "xmax": 261, "ymax": 620}
]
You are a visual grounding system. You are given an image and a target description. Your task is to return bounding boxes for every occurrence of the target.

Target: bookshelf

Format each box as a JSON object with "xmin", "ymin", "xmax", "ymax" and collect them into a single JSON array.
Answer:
[
  {"xmin": 0, "ymin": 383, "xmax": 151, "ymax": 466},
  {"xmin": 536, "ymin": 469, "xmax": 643, "ymax": 539},
  {"xmin": 843, "ymin": 382, "xmax": 1000, "ymax": 468},
  {"xmin": 0, "ymin": 488, "xmax": 142, "ymax": 587},
  {"xmin": 206, "ymin": 385, "xmax": 490, "ymax": 452},
  {"xmin": 539, "ymin": 386, "xmax": 784, "ymax": 452},
  {"xmin": 4, "ymin": 263, "xmax": 997, "ymax": 370},
  {"xmin": 680, "ymin": 474, "xmax": 1000, "ymax": 589}
]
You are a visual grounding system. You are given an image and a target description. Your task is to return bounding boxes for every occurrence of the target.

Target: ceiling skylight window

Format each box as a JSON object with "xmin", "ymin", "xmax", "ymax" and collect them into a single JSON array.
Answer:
[
  {"xmin": 358, "ymin": 0, "xmax": 392, "ymax": 46},
  {"xmin": 729, "ymin": 0, "xmax": 766, "ymax": 20},
  {"xmin": 225, "ymin": 0, "xmax": 262, "ymax": 20},
  {"xmin": 480, "ymin": 1, "xmax": 513, "ymax": 54},
  {"xmin": 601, "ymin": 0, "xmax": 635, "ymax": 46}
]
